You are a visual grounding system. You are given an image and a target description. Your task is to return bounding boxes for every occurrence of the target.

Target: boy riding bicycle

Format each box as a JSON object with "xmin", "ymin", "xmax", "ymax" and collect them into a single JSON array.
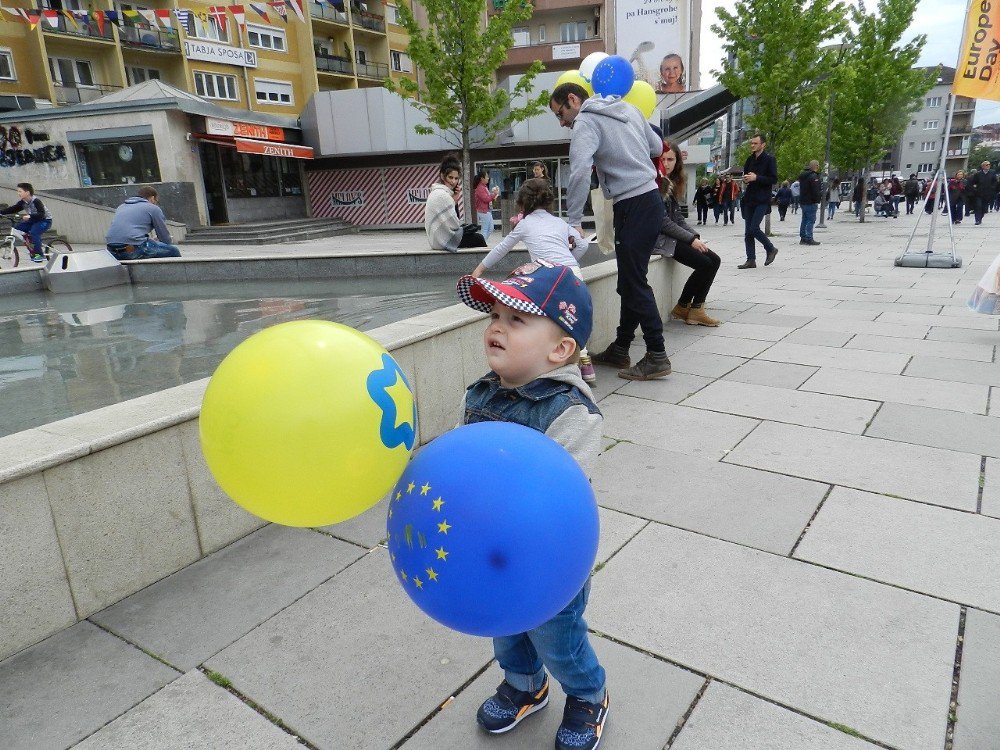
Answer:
[{"xmin": 0, "ymin": 182, "xmax": 52, "ymax": 262}]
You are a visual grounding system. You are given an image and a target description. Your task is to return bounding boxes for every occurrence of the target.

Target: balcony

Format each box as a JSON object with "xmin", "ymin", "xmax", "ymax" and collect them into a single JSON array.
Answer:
[
  {"xmin": 53, "ymin": 82, "xmax": 122, "ymax": 105},
  {"xmin": 119, "ymin": 24, "xmax": 181, "ymax": 52},
  {"xmin": 353, "ymin": 10, "xmax": 385, "ymax": 33},
  {"xmin": 41, "ymin": 14, "xmax": 115, "ymax": 41},
  {"xmin": 946, "ymin": 148, "xmax": 970, "ymax": 157},
  {"xmin": 315, "ymin": 52, "xmax": 354, "ymax": 75},
  {"xmin": 355, "ymin": 60, "xmax": 389, "ymax": 79},
  {"xmin": 309, "ymin": 1, "xmax": 350, "ymax": 25},
  {"xmin": 502, "ymin": 37, "xmax": 604, "ymax": 70}
]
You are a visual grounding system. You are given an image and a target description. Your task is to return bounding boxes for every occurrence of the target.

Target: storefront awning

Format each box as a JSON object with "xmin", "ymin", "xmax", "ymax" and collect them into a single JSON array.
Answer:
[{"xmin": 235, "ymin": 138, "xmax": 313, "ymax": 160}]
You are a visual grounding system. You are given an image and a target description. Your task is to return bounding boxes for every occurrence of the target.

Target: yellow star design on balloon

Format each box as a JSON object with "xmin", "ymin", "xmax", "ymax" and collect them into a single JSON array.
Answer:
[
  {"xmin": 400, "ymin": 569, "xmax": 408, "ymax": 581},
  {"xmin": 413, "ymin": 576, "xmax": 423, "ymax": 589},
  {"xmin": 407, "ymin": 481, "xmax": 415, "ymax": 494},
  {"xmin": 395, "ymin": 491, "xmax": 402, "ymax": 501},
  {"xmin": 436, "ymin": 546, "xmax": 449, "ymax": 561},
  {"xmin": 388, "ymin": 507, "xmax": 393, "ymax": 519},
  {"xmin": 426, "ymin": 567, "xmax": 439, "ymax": 581},
  {"xmin": 437, "ymin": 519, "xmax": 451, "ymax": 534},
  {"xmin": 385, "ymin": 374, "xmax": 414, "ymax": 432},
  {"xmin": 420, "ymin": 482, "xmax": 431, "ymax": 496},
  {"xmin": 432, "ymin": 497, "xmax": 444, "ymax": 511},
  {"xmin": 390, "ymin": 552, "xmax": 396, "ymax": 563}
]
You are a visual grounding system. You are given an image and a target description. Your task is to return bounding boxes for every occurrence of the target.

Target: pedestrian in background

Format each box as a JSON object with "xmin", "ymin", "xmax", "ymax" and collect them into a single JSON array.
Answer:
[
  {"xmin": 790, "ymin": 179, "xmax": 800, "ymax": 214},
  {"xmin": 775, "ymin": 180, "xmax": 792, "ymax": 221},
  {"xmin": 474, "ymin": 170, "xmax": 500, "ymax": 240},
  {"xmin": 693, "ymin": 178, "xmax": 712, "ymax": 225},
  {"xmin": 715, "ymin": 174, "xmax": 739, "ymax": 226},
  {"xmin": 903, "ymin": 173, "xmax": 920, "ymax": 215},
  {"xmin": 969, "ymin": 161, "xmax": 998, "ymax": 225},
  {"xmin": 798, "ymin": 160, "xmax": 822, "ymax": 245},
  {"xmin": 948, "ymin": 170, "xmax": 966, "ymax": 224}
]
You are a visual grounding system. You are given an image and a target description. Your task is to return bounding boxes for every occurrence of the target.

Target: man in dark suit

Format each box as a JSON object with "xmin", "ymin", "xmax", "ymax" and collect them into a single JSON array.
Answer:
[{"xmin": 738, "ymin": 134, "xmax": 779, "ymax": 269}]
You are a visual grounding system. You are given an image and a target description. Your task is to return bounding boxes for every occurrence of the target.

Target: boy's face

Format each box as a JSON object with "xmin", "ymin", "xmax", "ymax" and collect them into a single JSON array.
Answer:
[{"xmin": 484, "ymin": 302, "xmax": 575, "ymax": 388}]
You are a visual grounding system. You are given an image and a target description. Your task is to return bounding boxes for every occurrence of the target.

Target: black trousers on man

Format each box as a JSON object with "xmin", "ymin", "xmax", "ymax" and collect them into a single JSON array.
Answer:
[{"xmin": 612, "ymin": 189, "xmax": 667, "ymax": 353}]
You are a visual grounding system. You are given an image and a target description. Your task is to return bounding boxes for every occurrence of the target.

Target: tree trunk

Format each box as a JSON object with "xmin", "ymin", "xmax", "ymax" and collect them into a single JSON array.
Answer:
[
  {"xmin": 858, "ymin": 166, "xmax": 867, "ymax": 223},
  {"xmin": 461, "ymin": 131, "xmax": 473, "ymax": 225}
]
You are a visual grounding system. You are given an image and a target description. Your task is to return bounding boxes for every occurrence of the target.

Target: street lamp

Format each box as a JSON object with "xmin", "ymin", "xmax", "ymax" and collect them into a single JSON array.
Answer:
[{"xmin": 817, "ymin": 44, "xmax": 847, "ymax": 230}]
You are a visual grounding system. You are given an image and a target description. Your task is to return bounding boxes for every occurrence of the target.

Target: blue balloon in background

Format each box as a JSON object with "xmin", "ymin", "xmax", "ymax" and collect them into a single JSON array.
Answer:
[
  {"xmin": 590, "ymin": 55, "xmax": 635, "ymax": 97},
  {"xmin": 386, "ymin": 422, "xmax": 600, "ymax": 637}
]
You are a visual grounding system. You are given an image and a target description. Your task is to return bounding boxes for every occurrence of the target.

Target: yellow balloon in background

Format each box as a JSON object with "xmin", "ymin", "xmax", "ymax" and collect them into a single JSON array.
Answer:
[
  {"xmin": 623, "ymin": 80, "xmax": 657, "ymax": 119},
  {"xmin": 199, "ymin": 320, "xmax": 416, "ymax": 527},
  {"xmin": 554, "ymin": 70, "xmax": 594, "ymax": 96}
]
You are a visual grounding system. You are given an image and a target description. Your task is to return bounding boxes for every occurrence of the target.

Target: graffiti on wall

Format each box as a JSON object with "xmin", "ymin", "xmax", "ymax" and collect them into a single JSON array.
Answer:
[
  {"xmin": 307, "ymin": 164, "xmax": 443, "ymax": 227},
  {"xmin": 0, "ymin": 126, "xmax": 68, "ymax": 168}
]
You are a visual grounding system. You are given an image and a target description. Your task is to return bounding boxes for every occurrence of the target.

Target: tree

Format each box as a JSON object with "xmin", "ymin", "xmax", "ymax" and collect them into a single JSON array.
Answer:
[
  {"xmin": 385, "ymin": 0, "xmax": 548, "ymax": 218},
  {"xmin": 712, "ymin": 0, "xmax": 847, "ymax": 182},
  {"xmin": 829, "ymin": 0, "xmax": 935, "ymax": 221},
  {"xmin": 969, "ymin": 138, "xmax": 1000, "ymax": 169}
]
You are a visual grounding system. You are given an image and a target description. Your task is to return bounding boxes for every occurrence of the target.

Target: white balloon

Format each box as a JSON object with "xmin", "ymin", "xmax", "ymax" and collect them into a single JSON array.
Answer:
[{"xmin": 579, "ymin": 52, "xmax": 609, "ymax": 82}]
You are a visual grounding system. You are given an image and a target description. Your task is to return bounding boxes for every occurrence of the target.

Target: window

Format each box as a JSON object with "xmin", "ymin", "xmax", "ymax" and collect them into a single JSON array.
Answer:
[
  {"xmin": 917, "ymin": 162, "xmax": 934, "ymax": 173},
  {"xmin": 247, "ymin": 23, "xmax": 286, "ymax": 51},
  {"xmin": 220, "ymin": 148, "xmax": 302, "ymax": 198},
  {"xmin": 0, "ymin": 49, "xmax": 15, "ymax": 81},
  {"xmin": 385, "ymin": 3, "xmax": 401, "ymax": 24},
  {"xmin": 911, "ymin": 120, "xmax": 917, "ymax": 125},
  {"xmin": 924, "ymin": 120, "xmax": 939, "ymax": 129},
  {"xmin": 926, "ymin": 96, "xmax": 942, "ymax": 107},
  {"xmin": 190, "ymin": 13, "xmax": 228, "ymax": 43},
  {"xmin": 75, "ymin": 138, "xmax": 161, "ymax": 186},
  {"xmin": 253, "ymin": 77, "xmax": 293, "ymax": 105},
  {"xmin": 538, "ymin": 25, "xmax": 545, "ymax": 42},
  {"xmin": 908, "ymin": 142, "xmax": 914, "ymax": 149},
  {"xmin": 356, "ymin": 49, "xmax": 367, "ymax": 65},
  {"xmin": 512, "ymin": 26, "xmax": 529, "ymax": 47},
  {"xmin": 920, "ymin": 141, "xmax": 936, "ymax": 152},
  {"xmin": 560, "ymin": 21, "xmax": 587, "ymax": 42},
  {"xmin": 905, "ymin": 163, "xmax": 912, "ymax": 169},
  {"xmin": 194, "ymin": 70, "xmax": 238, "ymax": 101},
  {"xmin": 48, "ymin": 57, "xmax": 95, "ymax": 87},
  {"xmin": 390, "ymin": 50, "xmax": 412, "ymax": 73},
  {"xmin": 126, "ymin": 66, "xmax": 160, "ymax": 85}
]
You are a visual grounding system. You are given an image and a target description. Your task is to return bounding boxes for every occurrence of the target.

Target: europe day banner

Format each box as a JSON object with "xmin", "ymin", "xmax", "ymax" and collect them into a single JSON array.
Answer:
[{"xmin": 954, "ymin": 0, "xmax": 1000, "ymax": 101}]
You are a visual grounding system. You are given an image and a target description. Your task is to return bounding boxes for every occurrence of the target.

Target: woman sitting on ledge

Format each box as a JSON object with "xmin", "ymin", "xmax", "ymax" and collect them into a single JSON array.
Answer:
[{"xmin": 424, "ymin": 154, "xmax": 487, "ymax": 252}]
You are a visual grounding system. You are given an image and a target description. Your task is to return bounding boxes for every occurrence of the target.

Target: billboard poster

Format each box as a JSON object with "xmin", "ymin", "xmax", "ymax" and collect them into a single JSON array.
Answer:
[{"xmin": 616, "ymin": 0, "xmax": 692, "ymax": 98}]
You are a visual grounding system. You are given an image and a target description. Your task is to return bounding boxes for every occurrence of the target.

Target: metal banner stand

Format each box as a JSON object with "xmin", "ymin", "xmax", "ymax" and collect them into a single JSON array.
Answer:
[{"xmin": 895, "ymin": 93, "xmax": 962, "ymax": 268}]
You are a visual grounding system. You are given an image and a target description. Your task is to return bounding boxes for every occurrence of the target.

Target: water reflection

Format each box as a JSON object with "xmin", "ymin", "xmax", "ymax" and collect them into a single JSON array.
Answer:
[{"xmin": 0, "ymin": 276, "xmax": 458, "ymax": 437}]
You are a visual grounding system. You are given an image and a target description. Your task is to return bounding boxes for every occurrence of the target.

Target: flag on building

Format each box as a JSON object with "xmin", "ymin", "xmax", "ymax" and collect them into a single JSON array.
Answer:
[{"xmin": 953, "ymin": 0, "xmax": 1000, "ymax": 100}]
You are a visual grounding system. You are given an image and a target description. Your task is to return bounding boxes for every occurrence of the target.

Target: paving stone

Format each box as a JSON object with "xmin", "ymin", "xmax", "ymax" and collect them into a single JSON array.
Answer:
[
  {"xmin": 801, "ymin": 318, "xmax": 931, "ymax": 339},
  {"xmin": 600, "ymin": 394, "xmax": 759, "ymax": 461},
  {"xmin": 592, "ymin": 442, "xmax": 825, "ymax": 554},
  {"xmin": 667, "ymin": 350, "xmax": 748, "ymax": 377},
  {"xmin": 904, "ymin": 356, "xmax": 1000, "ymax": 388},
  {"xmin": 91, "ymin": 525, "xmax": 365, "ymax": 671},
  {"xmin": 926, "ymin": 327, "xmax": 1000, "ymax": 345},
  {"xmin": 982, "ymin": 457, "xmax": 1000, "ymax": 520},
  {"xmin": 724, "ymin": 421, "xmax": 980, "ymax": 510},
  {"xmin": 992, "ymin": 387, "xmax": 998, "ymax": 416},
  {"xmin": 681, "ymin": 334, "xmax": 775, "ymax": 358},
  {"xmin": 204, "ymin": 550, "xmax": 492, "ymax": 750},
  {"xmin": 877, "ymin": 310, "xmax": 998, "ymax": 331},
  {"xmin": 672, "ymin": 682, "xmax": 880, "ymax": 750},
  {"xmin": 0, "ymin": 621, "xmax": 179, "ymax": 750},
  {"xmin": 802, "ymin": 367, "xmax": 989, "ymax": 414},
  {"xmin": 616, "ymin": 371, "xmax": 715, "ymax": 404},
  {"xmin": 72, "ymin": 671, "xmax": 303, "ymax": 750},
  {"xmin": 587, "ymin": 524, "xmax": 956, "ymax": 750},
  {"xmin": 837, "ymin": 300, "xmax": 943, "ymax": 315},
  {"xmin": 795, "ymin": 487, "xmax": 1000, "ymax": 611},
  {"xmin": 780, "ymin": 329, "xmax": 855, "ymax": 347},
  {"xmin": 758, "ymin": 341, "xmax": 909, "ymax": 374},
  {"xmin": 596, "ymin": 507, "xmax": 647, "ymax": 566},
  {"xmin": 865, "ymin": 402, "xmax": 1000, "ymax": 458},
  {"xmin": 845, "ymin": 334, "xmax": 995, "ymax": 362},
  {"xmin": 729, "ymin": 312, "xmax": 815, "ymax": 328},
  {"xmin": 402, "ymin": 635, "xmax": 703, "ymax": 750},
  {"xmin": 318, "ymin": 497, "xmax": 391, "ymax": 548},
  {"xmin": 682, "ymin": 380, "xmax": 878, "ymax": 434},
  {"xmin": 952, "ymin": 609, "xmax": 1000, "ymax": 750},
  {"xmin": 775, "ymin": 305, "xmax": 881, "ymax": 321},
  {"xmin": 704, "ymin": 321, "xmax": 798, "ymax": 341},
  {"xmin": 722, "ymin": 360, "xmax": 820, "ymax": 389}
]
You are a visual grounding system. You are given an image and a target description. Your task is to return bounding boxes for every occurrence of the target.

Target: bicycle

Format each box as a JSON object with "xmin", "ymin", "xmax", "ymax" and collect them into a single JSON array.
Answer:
[{"xmin": 0, "ymin": 216, "xmax": 73, "ymax": 270}]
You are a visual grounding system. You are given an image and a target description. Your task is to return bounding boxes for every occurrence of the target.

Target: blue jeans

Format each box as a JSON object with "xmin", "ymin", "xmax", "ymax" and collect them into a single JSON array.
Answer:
[
  {"xmin": 16, "ymin": 219, "xmax": 51, "ymax": 256},
  {"xmin": 828, "ymin": 201, "xmax": 838, "ymax": 219},
  {"xmin": 799, "ymin": 203, "xmax": 817, "ymax": 241},
  {"xmin": 492, "ymin": 580, "xmax": 606, "ymax": 703},
  {"xmin": 743, "ymin": 203, "xmax": 776, "ymax": 260},
  {"xmin": 108, "ymin": 239, "xmax": 181, "ymax": 260},
  {"xmin": 477, "ymin": 211, "xmax": 493, "ymax": 239}
]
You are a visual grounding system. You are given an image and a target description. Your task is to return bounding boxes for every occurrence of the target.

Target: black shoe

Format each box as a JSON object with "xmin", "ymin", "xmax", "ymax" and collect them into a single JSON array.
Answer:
[
  {"xmin": 618, "ymin": 352, "xmax": 670, "ymax": 381},
  {"xmin": 555, "ymin": 692, "xmax": 610, "ymax": 750},
  {"xmin": 805, "ymin": 239, "xmax": 820, "ymax": 245},
  {"xmin": 591, "ymin": 343, "xmax": 631, "ymax": 369},
  {"xmin": 799, "ymin": 238, "xmax": 808, "ymax": 244},
  {"xmin": 477, "ymin": 679, "xmax": 549, "ymax": 734},
  {"xmin": 737, "ymin": 259, "xmax": 756, "ymax": 269},
  {"xmin": 764, "ymin": 248, "xmax": 779, "ymax": 266}
]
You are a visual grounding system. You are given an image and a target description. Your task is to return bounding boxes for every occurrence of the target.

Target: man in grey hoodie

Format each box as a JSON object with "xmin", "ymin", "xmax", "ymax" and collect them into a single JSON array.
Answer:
[
  {"xmin": 549, "ymin": 82, "xmax": 670, "ymax": 381},
  {"xmin": 105, "ymin": 186, "xmax": 181, "ymax": 260}
]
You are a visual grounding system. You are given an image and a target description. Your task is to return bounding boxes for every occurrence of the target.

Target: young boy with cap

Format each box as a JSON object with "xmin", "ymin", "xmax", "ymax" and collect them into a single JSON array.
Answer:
[{"xmin": 456, "ymin": 260, "xmax": 608, "ymax": 750}]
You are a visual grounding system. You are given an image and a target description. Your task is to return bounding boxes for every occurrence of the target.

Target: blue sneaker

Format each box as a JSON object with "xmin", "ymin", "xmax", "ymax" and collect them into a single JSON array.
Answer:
[
  {"xmin": 555, "ymin": 691, "xmax": 609, "ymax": 750},
  {"xmin": 30, "ymin": 253, "xmax": 44, "ymax": 263},
  {"xmin": 476, "ymin": 679, "xmax": 549, "ymax": 733}
]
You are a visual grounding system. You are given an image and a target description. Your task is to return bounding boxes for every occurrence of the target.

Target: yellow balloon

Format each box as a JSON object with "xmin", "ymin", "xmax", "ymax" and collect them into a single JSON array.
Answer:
[
  {"xmin": 623, "ymin": 80, "xmax": 657, "ymax": 119},
  {"xmin": 199, "ymin": 320, "xmax": 416, "ymax": 527},
  {"xmin": 554, "ymin": 70, "xmax": 594, "ymax": 96}
]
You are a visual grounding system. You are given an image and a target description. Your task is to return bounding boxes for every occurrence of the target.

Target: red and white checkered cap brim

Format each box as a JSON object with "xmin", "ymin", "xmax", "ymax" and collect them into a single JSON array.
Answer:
[{"xmin": 456, "ymin": 275, "xmax": 546, "ymax": 317}]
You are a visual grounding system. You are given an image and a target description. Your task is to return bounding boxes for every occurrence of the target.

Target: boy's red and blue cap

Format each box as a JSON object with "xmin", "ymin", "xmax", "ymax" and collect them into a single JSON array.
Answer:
[{"xmin": 456, "ymin": 260, "xmax": 593, "ymax": 347}]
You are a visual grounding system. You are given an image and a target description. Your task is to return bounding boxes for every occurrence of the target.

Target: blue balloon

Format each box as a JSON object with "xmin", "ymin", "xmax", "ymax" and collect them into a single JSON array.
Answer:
[
  {"xmin": 386, "ymin": 422, "xmax": 599, "ymax": 637},
  {"xmin": 590, "ymin": 55, "xmax": 635, "ymax": 97}
]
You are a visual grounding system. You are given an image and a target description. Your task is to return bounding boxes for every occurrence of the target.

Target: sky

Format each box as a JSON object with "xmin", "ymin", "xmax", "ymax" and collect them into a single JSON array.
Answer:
[{"xmin": 698, "ymin": 0, "xmax": 1000, "ymax": 126}]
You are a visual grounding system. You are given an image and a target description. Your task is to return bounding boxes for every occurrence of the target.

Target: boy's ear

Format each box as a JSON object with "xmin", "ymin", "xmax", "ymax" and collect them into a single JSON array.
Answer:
[{"xmin": 549, "ymin": 336, "xmax": 578, "ymax": 365}]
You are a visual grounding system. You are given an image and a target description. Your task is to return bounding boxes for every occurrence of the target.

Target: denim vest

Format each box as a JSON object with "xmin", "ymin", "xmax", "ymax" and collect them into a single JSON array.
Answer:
[{"xmin": 464, "ymin": 372, "xmax": 601, "ymax": 434}]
